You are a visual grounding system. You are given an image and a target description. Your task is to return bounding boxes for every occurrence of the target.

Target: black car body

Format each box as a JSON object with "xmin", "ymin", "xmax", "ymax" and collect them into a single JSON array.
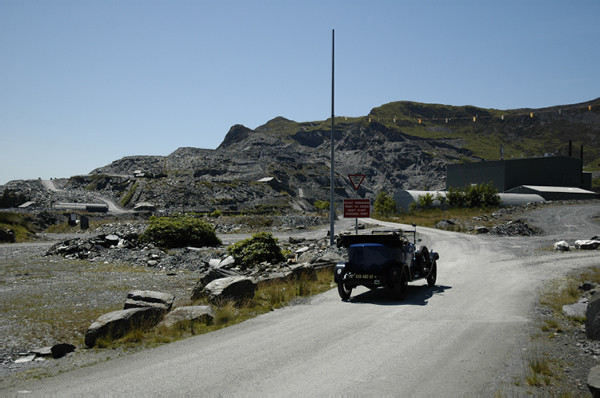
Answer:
[{"xmin": 334, "ymin": 227, "xmax": 439, "ymax": 301}]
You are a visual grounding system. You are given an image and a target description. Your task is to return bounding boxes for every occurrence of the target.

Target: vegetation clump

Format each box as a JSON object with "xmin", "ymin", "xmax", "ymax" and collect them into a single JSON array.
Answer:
[
  {"xmin": 447, "ymin": 182, "xmax": 501, "ymax": 207},
  {"xmin": 226, "ymin": 232, "xmax": 285, "ymax": 269},
  {"xmin": 138, "ymin": 215, "xmax": 221, "ymax": 248},
  {"xmin": 374, "ymin": 191, "xmax": 397, "ymax": 216},
  {"xmin": 0, "ymin": 212, "xmax": 37, "ymax": 242}
]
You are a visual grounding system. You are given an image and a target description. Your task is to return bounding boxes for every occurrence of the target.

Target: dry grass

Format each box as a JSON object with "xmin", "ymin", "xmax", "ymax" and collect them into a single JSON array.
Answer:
[{"xmin": 375, "ymin": 207, "xmax": 501, "ymax": 229}]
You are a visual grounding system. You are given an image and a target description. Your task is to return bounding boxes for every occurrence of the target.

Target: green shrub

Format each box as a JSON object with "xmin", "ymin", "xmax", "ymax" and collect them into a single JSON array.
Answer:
[
  {"xmin": 418, "ymin": 193, "xmax": 434, "ymax": 208},
  {"xmin": 226, "ymin": 232, "xmax": 285, "ymax": 269},
  {"xmin": 209, "ymin": 210, "xmax": 222, "ymax": 218},
  {"xmin": 138, "ymin": 215, "xmax": 221, "ymax": 248},
  {"xmin": 446, "ymin": 182, "xmax": 501, "ymax": 208},
  {"xmin": 374, "ymin": 191, "xmax": 397, "ymax": 216},
  {"xmin": 314, "ymin": 200, "xmax": 330, "ymax": 211}
]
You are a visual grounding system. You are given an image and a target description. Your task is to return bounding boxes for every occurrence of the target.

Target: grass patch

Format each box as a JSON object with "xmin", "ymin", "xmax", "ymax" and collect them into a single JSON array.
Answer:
[{"xmin": 0, "ymin": 212, "xmax": 37, "ymax": 242}]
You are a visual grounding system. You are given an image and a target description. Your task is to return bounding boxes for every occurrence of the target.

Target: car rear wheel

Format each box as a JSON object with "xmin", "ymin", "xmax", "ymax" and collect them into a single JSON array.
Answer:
[
  {"xmin": 427, "ymin": 260, "xmax": 437, "ymax": 287},
  {"xmin": 338, "ymin": 282, "xmax": 353, "ymax": 301},
  {"xmin": 393, "ymin": 268, "xmax": 408, "ymax": 300},
  {"xmin": 417, "ymin": 246, "xmax": 431, "ymax": 276}
]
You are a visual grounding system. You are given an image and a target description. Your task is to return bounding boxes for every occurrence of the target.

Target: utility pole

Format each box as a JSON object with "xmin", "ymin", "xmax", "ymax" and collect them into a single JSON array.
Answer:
[{"xmin": 329, "ymin": 29, "xmax": 335, "ymax": 246}]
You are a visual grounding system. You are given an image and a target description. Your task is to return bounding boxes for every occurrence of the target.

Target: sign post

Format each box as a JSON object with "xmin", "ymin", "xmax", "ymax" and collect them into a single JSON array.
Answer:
[{"xmin": 345, "ymin": 174, "xmax": 368, "ymax": 234}]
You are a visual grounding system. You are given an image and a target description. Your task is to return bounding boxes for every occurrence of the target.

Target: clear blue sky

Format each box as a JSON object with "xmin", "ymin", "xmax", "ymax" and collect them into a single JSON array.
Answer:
[{"xmin": 1, "ymin": 0, "xmax": 598, "ymax": 185}]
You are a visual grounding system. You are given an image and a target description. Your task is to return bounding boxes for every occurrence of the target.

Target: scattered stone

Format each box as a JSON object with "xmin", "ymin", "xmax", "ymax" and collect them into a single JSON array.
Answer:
[
  {"xmin": 51, "ymin": 343, "xmax": 76, "ymax": 359},
  {"xmin": 31, "ymin": 347, "xmax": 53, "ymax": 357},
  {"xmin": 14, "ymin": 355, "xmax": 36, "ymax": 364},
  {"xmin": 216, "ymin": 255, "xmax": 235, "ymax": 269},
  {"xmin": 475, "ymin": 226, "xmax": 489, "ymax": 234},
  {"xmin": 159, "ymin": 306, "xmax": 215, "ymax": 328},
  {"xmin": 563, "ymin": 299, "xmax": 588, "ymax": 318},
  {"xmin": 575, "ymin": 240, "xmax": 600, "ymax": 250}
]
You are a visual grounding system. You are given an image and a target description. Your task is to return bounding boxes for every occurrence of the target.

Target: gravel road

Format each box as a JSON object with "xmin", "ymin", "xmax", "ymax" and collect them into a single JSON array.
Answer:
[{"xmin": 2, "ymin": 203, "xmax": 599, "ymax": 395}]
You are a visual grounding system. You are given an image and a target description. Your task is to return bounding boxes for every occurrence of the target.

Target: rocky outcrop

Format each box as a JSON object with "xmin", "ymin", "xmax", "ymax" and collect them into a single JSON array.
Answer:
[
  {"xmin": 85, "ymin": 307, "xmax": 163, "ymax": 347},
  {"xmin": 204, "ymin": 276, "xmax": 257, "ymax": 306}
]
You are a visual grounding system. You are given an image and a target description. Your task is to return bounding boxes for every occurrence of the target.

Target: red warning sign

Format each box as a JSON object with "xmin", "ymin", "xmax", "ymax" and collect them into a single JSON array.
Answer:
[{"xmin": 343, "ymin": 199, "xmax": 371, "ymax": 218}]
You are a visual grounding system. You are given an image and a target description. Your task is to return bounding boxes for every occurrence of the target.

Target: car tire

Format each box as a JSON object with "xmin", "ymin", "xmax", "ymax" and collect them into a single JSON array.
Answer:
[
  {"xmin": 417, "ymin": 246, "xmax": 431, "ymax": 275},
  {"xmin": 427, "ymin": 260, "xmax": 437, "ymax": 287},
  {"xmin": 393, "ymin": 268, "xmax": 408, "ymax": 301},
  {"xmin": 338, "ymin": 282, "xmax": 352, "ymax": 301}
]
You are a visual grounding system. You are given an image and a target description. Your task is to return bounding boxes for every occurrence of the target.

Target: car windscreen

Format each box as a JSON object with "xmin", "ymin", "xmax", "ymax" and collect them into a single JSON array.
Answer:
[{"xmin": 348, "ymin": 243, "xmax": 401, "ymax": 272}]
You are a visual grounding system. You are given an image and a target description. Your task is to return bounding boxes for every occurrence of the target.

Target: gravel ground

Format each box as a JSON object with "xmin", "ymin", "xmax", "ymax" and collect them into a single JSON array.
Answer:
[
  {"xmin": 0, "ymin": 242, "xmax": 201, "ymax": 388},
  {"xmin": 1, "ymin": 206, "xmax": 599, "ymax": 394}
]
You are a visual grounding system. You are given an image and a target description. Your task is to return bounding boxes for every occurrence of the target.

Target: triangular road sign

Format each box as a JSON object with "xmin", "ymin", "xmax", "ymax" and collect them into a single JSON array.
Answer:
[{"xmin": 348, "ymin": 174, "xmax": 366, "ymax": 190}]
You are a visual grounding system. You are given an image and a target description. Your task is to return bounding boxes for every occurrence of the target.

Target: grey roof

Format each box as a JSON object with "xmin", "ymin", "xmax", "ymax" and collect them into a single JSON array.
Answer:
[{"xmin": 508, "ymin": 185, "xmax": 595, "ymax": 194}]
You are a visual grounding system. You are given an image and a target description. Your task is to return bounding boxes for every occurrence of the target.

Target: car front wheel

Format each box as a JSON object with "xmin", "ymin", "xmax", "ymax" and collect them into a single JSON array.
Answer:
[
  {"xmin": 427, "ymin": 260, "xmax": 437, "ymax": 287},
  {"xmin": 338, "ymin": 282, "xmax": 353, "ymax": 301}
]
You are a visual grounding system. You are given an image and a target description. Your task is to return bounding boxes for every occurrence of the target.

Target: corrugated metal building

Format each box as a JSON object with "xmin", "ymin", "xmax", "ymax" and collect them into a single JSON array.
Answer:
[
  {"xmin": 505, "ymin": 185, "xmax": 597, "ymax": 201},
  {"xmin": 446, "ymin": 156, "xmax": 592, "ymax": 192}
]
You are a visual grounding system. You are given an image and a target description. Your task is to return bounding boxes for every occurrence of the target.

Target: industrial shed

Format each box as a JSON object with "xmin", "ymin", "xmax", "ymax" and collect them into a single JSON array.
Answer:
[
  {"xmin": 446, "ymin": 155, "xmax": 591, "ymax": 192},
  {"xmin": 505, "ymin": 185, "xmax": 597, "ymax": 201},
  {"xmin": 392, "ymin": 190, "xmax": 545, "ymax": 212}
]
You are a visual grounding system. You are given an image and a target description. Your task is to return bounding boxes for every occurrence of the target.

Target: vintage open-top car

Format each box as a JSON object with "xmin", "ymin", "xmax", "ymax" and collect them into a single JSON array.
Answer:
[{"xmin": 334, "ymin": 225, "xmax": 439, "ymax": 301}]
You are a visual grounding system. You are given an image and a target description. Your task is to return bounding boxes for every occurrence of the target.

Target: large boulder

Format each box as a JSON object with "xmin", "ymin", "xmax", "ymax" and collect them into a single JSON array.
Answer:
[
  {"xmin": 586, "ymin": 293, "xmax": 600, "ymax": 340},
  {"xmin": 124, "ymin": 290, "xmax": 175, "ymax": 312},
  {"xmin": 159, "ymin": 306, "xmax": 215, "ymax": 328},
  {"xmin": 204, "ymin": 276, "xmax": 256, "ymax": 306},
  {"xmin": 85, "ymin": 307, "xmax": 163, "ymax": 347},
  {"xmin": 191, "ymin": 267, "xmax": 238, "ymax": 300},
  {"xmin": 575, "ymin": 239, "xmax": 600, "ymax": 250},
  {"xmin": 588, "ymin": 365, "xmax": 600, "ymax": 397},
  {"xmin": 553, "ymin": 240, "xmax": 570, "ymax": 251}
]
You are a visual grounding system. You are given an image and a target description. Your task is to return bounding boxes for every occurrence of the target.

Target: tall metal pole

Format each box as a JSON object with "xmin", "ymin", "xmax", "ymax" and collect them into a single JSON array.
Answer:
[{"xmin": 329, "ymin": 29, "xmax": 335, "ymax": 246}]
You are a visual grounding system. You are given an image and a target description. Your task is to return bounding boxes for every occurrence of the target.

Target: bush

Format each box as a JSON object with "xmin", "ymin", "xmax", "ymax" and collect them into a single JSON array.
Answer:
[
  {"xmin": 314, "ymin": 200, "xmax": 330, "ymax": 211},
  {"xmin": 138, "ymin": 215, "xmax": 221, "ymax": 248},
  {"xmin": 418, "ymin": 193, "xmax": 434, "ymax": 208},
  {"xmin": 226, "ymin": 232, "xmax": 285, "ymax": 269},
  {"xmin": 446, "ymin": 182, "xmax": 501, "ymax": 208},
  {"xmin": 374, "ymin": 191, "xmax": 397, "ymax": 216}
]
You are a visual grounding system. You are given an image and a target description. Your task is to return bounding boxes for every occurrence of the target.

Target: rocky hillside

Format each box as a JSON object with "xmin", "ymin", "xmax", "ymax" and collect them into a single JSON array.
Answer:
[{"xmin": 4, "ymin": 98, "xmax": 599, "ymax": 213}]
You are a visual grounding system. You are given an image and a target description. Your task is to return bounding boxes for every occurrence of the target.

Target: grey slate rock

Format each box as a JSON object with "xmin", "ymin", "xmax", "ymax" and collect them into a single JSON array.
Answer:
[
  {"xmin": 588, "ymin": 365, "xmax": 600, "ymax": 397},
  {"xmin": 85, "ymin": 307, "xmax": 163, "ymax": 347},
  {"xmin": 123, "ymin": 290, "xmax": 175, "ymax": 312},
  {"xmin": 159, "ymin": 306, "xmax": 215, "ymax": 328},
  {"xmin": 586, "ymin": 293, "xmax": 600, "ymax": 340},
  {"xmin": 204, "ymin": 276, "xmax": 256, "ymax": 306},
  {"xmin": 51, "ymin": 343, "xmax": 76, "ymax": 358}
]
